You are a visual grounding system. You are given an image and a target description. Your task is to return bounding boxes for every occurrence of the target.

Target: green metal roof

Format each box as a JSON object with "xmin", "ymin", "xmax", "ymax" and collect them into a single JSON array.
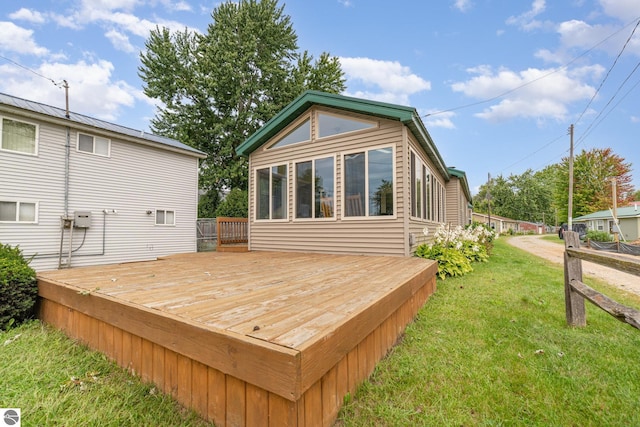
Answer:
[
  {"xmin": 447, "ymin": 167, "xmax": 472, "ymax": 204},
  {"xmin": 574, "ymin": 205, "xmax": 640, "ymax": 221},
  {"xmin": 236, "ymin": 90, "xmax": 450, "ymax": 179}
]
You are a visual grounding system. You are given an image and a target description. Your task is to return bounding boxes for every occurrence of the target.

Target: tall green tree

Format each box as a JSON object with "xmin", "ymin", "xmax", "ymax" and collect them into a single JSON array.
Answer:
[
  {"xmin": 554, "ymin": 147, "xmax": 634, "ymax": 221},
  {"xmin": 139, "ymin": 0, "xmax": 345, "ymax": 215},
  {"xmin": 473, "ymin": 168, "xmax": 556, "ymax": 224}
]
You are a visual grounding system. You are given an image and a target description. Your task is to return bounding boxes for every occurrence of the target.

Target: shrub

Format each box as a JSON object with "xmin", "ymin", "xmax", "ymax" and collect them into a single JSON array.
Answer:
[
  {"xmin": 415, "ymin": 224, "xmax": 496, "ymax": 279},
  {"xmin": 0, "ymin": 243, "xmax": 37, "ymax": 329},
  {"xmin": 587, "ymin": 230, "xmax": 613, "ymax": 242},
  {"xmin": 214, "ymin": 188, "xmax": 248, "ymax": 218}
]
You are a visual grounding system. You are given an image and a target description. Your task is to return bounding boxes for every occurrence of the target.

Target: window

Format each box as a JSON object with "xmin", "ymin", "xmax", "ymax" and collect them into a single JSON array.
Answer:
[
  {"xmin": 78, "ymin": 133, "xmax": 110, "ymax": 156},
  {"xmin": 344, "ymin": 147, "xmax": 394, "ymax": 217},
  {"xmin": 0, "ymin": 201, "xmax": 37, "ymax": 223},
  {"xmin": 410, "ymin": 150, "xmax": 432, "ymax": 221},
  {"xmin": 317, "ymin": 113, "xmax": 375, "ymax": 139},
  {"xmin": 256, "ymin": 165, "xmax": 288, "ymax": 220},
  {"xmin": 1, "ymin": 117, "xmax": 37, "ymax": 155},
  {"xmin": 155, "ymin": 209, "xmax": 175, "ymax": 225},
  {"xmin": 270, "ymin": 119, "xmax": 310, "ymax": 149},
  {"xmin": 296, "ymin": 157, "xmax": 335, "ymax": 219}
]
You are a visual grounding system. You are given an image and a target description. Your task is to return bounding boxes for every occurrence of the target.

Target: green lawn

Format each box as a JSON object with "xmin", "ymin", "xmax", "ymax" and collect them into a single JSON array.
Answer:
[
  {"xmin": 337, "ymin": 237, "xmax": 640, "ymax": 426},
  {"xmin": 2, "ymin": 238, "xmax": 638, "ymax": 426}
]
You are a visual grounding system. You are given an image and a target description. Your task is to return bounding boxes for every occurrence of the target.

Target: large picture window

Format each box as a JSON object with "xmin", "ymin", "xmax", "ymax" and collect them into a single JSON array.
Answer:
[
  {"xmin": 295, "ymin": 157, "xmax": 335, "ymax": 219},
  {"xmin": 0, "ymin": 200, "xmax": 37, "ymax": 223},
  {"xmin": 256, "ymin": 165, "xmax": 288, "ymax": 220},
  {"xmin": 1, "ymin": 117, "xmax": 37, "ymax": 155},
  {"xmin": 344, "ymin": 147, "xmax": 394, "ymax": 217}
]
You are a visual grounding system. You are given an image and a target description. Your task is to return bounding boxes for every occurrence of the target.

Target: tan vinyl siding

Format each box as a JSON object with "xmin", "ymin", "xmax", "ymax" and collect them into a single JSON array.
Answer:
[
  {"xmin": 249, "ymin": 107, "xmax": 406, "ymax": 256},
  {"xmin": 1, "ymin": 116, "xmax": 199, "ymax": 271}
]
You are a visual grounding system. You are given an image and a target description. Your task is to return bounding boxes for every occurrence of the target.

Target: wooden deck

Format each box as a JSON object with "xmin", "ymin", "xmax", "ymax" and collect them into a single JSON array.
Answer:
[{"xmin": 37, "ymin": 251, "xmax": 437, "ymax": 426}]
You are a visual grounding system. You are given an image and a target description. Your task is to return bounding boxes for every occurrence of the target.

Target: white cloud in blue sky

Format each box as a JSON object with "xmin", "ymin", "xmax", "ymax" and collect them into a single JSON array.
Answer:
[{"xmin": 0, "ymin": 0, "xmax": 638, "ymax": 190}]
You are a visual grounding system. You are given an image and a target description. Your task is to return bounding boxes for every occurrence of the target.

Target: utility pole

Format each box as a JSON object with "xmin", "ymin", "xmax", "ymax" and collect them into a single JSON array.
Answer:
[
  {"xmin": 63, "ymin": 80, "xmax": 70, "ymax": 119},
  {"xmin": 487, "ymin": 173, "xmax": 492, "ymax": 231},
  {"xmin": 611, "ymin": 177, "xmax": 619, "ymax": 242},
  {"xmin": 568, "ymin": 124, "xmax": 574, "ymax": 229}
]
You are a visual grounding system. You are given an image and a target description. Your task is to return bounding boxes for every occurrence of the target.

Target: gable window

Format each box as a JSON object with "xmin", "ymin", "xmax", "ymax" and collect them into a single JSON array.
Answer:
[
  {"xmin": 343, "ymin": 147, "xmax": 394, "ymax": 217},
  {"xmin": 78, "ymin": 133, "xmax": 110, "ymax": 156},
  {"xmin": 256, "ymin": 164, "xmax": 288, "ymax": 220},
  {"xmin": 317, "ymin": 113, "xmax": 376, "ymax": 139},
  {"xmin": 0, "ymin": 200, "xmax": 37, "ymax": 223},
  {"xmin": 270, "ymin": 119, "xmax": 310, "ymax": 149},
  {"xmin": 1, "ymin": 117, "xmax": 37, "ymax": 155},
  {"xmin": 295, "ymin": 156, "xmax": 335, "ymax": 219},
  {"xmin": 411, "ymin": 150, "xmax": 432, "ymax": 221},
  {"xmin": 155, "ymin": 209, "xmax": 175, "ymax": 225}
]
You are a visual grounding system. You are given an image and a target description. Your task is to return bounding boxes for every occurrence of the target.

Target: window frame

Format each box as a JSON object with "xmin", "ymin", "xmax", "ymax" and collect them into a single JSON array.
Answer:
[
  {"xmin": 315, "ymin": 111, "xmax": 378, "ymax": 140},
  {"xmin": 254, "ymin": 163, "xmax": 289, "ymax": 221},
  {"xmin": 410, "ymin": 149, "xmax": 435, "ymax": 222},
  {"xmin": 155, "ymin": 209, "xmax": 176, "ymax": 226},
  {"xmin": 0, "ymin": 116, "xmax": 38, "ymax": 156},
  {"xmin": 0, "ymin": 200, "xmax": 38, "ymax": 224},
  {"xmin": 341, "ymin": 145, "xmax": 396, "ymax": 220},
  {"xmin": 77, "ymin": 132, "xmax": 111, "ymax": 157},
  {"xmin": 294, "ymin": 155, "xmax": 336, "ymax": 221},
  {"xmin": 266, "ymin": 115, "xmax": 311, "ymax": 150}
]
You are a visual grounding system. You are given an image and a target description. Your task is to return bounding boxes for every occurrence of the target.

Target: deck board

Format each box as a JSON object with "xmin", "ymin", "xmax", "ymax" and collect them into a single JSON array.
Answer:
[{"xmin": 38, "ymin": 251, "xmax": 437, "ymax": 426}]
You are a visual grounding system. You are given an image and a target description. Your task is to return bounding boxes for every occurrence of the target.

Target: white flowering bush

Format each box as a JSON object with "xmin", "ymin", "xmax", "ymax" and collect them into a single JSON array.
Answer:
[{"xmin": 414, "ymin": 222, "xmax": 496, "ymax": 279}]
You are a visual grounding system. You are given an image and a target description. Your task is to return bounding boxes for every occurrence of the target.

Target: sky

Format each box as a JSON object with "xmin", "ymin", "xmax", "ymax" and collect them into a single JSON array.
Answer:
[{"xmin": 1, "ymin": 0, "xmax": 639, "ymax": 193}]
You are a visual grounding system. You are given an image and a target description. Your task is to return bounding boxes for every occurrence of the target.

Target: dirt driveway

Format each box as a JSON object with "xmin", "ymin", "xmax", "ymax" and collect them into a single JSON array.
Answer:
[{"xmin": 507, "ymin": 235, "xmax": 640, "ymax": 297}]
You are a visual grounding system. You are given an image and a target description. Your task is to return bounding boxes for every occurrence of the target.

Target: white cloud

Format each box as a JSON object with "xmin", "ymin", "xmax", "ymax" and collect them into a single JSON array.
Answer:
[
  {"xmin": 506, "ymin": 0, "xmax": 548, "ymax": 31},
  {"xmin": 0, "ymin": 60, "xmax": 148, "ymax": 122},
  {"xmin": 338, "ymin": 0, "xmax": 353, "ymax": 7},
  {"xmin": 453, "ymin": 0, "xmax": 472, "ymax": 13},
  {"xmin": 105, "ymin": 29, "xmax": 137, "ymax": 53},
  {"xmin": 599, "ymin": 0, "xmax": 640, "ymax": 21},
  {"xmin": 451, "ymin": 65, "xmax": 603, "ymax": 122},
  {"xmin": 0, "ymin": 22, "xmax": 49, "ymax": 56},
  {"xmin": 9, "ymin": 8, "xmax": 46, "ymax": 24},
  {"xmin": 339, "ymin": 57, "xmax": 431, "ymax": 105}
]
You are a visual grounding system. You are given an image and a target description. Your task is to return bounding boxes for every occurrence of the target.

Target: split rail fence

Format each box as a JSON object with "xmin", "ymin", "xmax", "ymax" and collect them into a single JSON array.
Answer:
[{"xmin": 564, "ymin": 231, "xmax": 640, "ymax": 330}]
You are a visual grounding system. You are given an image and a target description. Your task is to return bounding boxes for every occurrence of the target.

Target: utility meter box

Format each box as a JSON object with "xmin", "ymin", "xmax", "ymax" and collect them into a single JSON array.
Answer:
[{"xmin": 74, "ymin": 211, "xmax": 92, "ymax": 228}]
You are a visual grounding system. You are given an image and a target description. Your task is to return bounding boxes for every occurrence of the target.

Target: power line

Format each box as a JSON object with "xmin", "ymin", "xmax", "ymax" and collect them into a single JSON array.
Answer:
[
  {"xmin": 424, "ymin": 15, "xmax": 640, "ymax": 119},
  {"xmin": 0, "ymin": 54, "xmax": 64, "ymax": 88},
  {"xmin": 575, "ymin": 17, "xmax": 640, "ymax": 126}
]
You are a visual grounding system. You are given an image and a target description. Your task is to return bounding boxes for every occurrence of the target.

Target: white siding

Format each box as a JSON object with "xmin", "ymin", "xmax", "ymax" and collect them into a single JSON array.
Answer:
[{"xmin": 0, "ymin": 114, "xmax": 199, "ymax": 271}]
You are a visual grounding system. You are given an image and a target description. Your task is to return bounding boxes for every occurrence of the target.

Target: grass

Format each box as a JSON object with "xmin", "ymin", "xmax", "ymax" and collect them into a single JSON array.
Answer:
[
  {"xmin": 0, "ymin": 321, "xmax": 213, "ymax": 426},
  {"xmin": 541, "ymin": 233, "xmax": 563, "ymax": 244},
  {"xmin": 337, "ymin": 237, "xmax": 640, "ymax": 426}
]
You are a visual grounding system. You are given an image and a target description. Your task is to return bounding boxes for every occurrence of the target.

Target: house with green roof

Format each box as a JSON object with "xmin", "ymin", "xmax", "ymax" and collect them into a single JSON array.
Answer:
[
  {"xmin": 236, "ymin": 90, "xmax": 472, "ymax": 256},
  {"xmin": 573, "ymin": 204, "xmax": 640, "ymax": 241}
]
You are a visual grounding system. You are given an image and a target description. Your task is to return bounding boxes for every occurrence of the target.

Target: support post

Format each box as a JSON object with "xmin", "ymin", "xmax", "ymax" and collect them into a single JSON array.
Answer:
[{"xmin": 564, "ymin": 231, "xmax": 586, "ymax": 326}]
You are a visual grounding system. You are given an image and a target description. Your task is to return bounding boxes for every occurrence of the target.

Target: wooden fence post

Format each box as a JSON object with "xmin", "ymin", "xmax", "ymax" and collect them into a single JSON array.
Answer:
[{"xmin": 564, "ymin": 231, "xmax": 586, "ymax": 326}]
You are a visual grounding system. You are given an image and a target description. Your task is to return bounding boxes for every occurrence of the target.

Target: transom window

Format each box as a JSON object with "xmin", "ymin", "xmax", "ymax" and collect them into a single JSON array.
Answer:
[
  {"xmin": 155, "ymin": 209, "xmax": 175, "ymax": 225},
  {"xmin": 295, "ymin": 157, "xmax": 335, "ymax": 219},
  {"xmin": 0, "ymin": 200, "xmax": 37, "ymax": 223},
  {"xmin": 256, "ymin": 165, "xmax": 288, "ymax": 220},
  {"xmin": 343, "ymin": 147, "xmax": 394, "ymax": 217},
  {"xmin": 1, "ymin": 117, "xmax": 37, "ymax": 155},
  {"xmin": 317, "ymin": 113, "xmax": 375, "ymax": 139},
  {"xmin": 270, "ymin": 119, "xmax": 310, "ymax": 149},
  {"xmin": 78, "ymin": 133, "xmax": 110, "ymax": 156}
]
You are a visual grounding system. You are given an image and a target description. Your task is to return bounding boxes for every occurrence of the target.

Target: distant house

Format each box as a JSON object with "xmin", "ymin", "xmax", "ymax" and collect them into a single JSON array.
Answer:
[
  {"xmin": 573, "ymin": 204, "xmax": 640, "ymax": 241},
  {"xmin": 0, "ymin": 93, "xmax": 206, "ymax": 271},
  {"xmin": 236, "ymin": 90, "xmax": 472, "ymax": 256},
  {"xmin": 472, "ymin": 212, "xmax": 518, "ymax": 233}
]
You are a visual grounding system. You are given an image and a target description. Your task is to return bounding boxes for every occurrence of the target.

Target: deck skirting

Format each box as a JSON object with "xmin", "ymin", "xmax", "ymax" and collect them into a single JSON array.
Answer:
[{"xmin": 37, "ymin": 252, "xmax": 437, "ymax": 426}]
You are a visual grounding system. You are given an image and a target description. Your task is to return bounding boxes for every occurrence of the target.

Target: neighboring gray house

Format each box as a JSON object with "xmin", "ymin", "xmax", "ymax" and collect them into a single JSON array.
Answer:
[
  {"xmin": 236, "ymin": 90, "xmax": 472, "ymax": 256},
  {"xmin": 573, "ymin": 204, "xmax": 640, "ymax": 241},
  {"xmin": 0, "ymin": 93, "xmax": 206, "ymax": 271}
]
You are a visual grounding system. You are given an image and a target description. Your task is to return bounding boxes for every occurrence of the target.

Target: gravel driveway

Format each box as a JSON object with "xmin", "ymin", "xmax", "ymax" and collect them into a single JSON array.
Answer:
[{"xmin": 507, "ymin": 234, "xmax": 640, "ymax": 297}]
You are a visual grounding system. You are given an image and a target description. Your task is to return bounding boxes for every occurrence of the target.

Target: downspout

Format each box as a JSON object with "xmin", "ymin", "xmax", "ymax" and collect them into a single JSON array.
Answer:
[{"xmin": 64, "ymin": 80, "xmax": 70, "ymax": 217}]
